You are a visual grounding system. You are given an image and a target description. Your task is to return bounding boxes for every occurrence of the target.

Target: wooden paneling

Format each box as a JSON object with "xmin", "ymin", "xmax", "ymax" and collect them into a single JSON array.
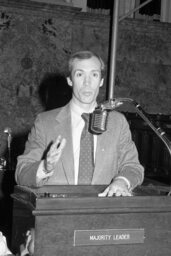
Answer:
[
  {"xmin": 124, "ymin": 112, "xmax": 171, "ymax": 184},
  {"xmin": 12, "ymin": 185, "xmax": 171, "ymax": 256}
]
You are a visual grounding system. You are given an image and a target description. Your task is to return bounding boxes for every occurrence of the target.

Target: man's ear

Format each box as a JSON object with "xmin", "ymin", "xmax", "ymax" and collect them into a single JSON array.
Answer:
[
  {"xmin": 67, "ymin": 77, "xmax": 72, "ymax": 87},
  {"xmin": 100, "ymin": 78, "xmax": 104, "ymax": 87}
]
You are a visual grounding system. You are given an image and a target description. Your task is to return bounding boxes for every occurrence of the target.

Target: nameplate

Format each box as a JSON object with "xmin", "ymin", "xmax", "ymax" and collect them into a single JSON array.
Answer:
[{"xmin": 74, "ymin": 229, "xmax": 145, "ymax": 246}]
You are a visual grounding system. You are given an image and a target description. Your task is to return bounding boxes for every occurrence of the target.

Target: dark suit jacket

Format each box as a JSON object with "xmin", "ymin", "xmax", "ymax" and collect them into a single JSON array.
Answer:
[{"xmin": 15, "ymin": 103, "xmax": 144, "ymax": 188}]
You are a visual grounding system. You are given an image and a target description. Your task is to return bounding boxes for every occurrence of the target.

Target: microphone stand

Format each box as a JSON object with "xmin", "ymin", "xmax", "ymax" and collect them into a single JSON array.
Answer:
[
  {"xmin": 98, "ymin": 98, "xmax": 171, "ymax": 157},
  {"xmin": 91, "ymin": 0, "xmax": 171, "ymax": 193},
  {"xmin": 4, "ymin": 127, "xmax": 12, "ymax": 171}
]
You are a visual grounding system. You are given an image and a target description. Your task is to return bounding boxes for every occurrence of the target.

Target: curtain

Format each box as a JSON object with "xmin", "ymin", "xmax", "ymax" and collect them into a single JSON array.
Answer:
[
  {"xmin": 87, "ymin": 0, "xmax": 113, "ymax": 10},
  {"xmin": 160, "ymin": 0, "xmax": 171, "ymax": 22},
  {"xmin": 119, "ymin": 0, "xmax": 135, "ymax": 18},
  {"xmin": 87, "ymin": 0, "xmax": 136, "ymax": 17},
  {"xmin": 139, "ymin": 0, "xmax": 161, "ymax": 15}
]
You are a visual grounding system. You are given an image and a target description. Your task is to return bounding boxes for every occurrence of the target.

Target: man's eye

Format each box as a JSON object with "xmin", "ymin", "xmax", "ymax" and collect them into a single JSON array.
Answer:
[
  {"xmin": 76, "ymin": 72, "xmax": 83, "ymax": 77},
  {"xmin": 93, "ymin": 72, "xmax": 99, "ymax": 78}
]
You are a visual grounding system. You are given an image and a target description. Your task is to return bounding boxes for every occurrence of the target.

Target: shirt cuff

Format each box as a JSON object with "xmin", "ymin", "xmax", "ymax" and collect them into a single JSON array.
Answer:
[
  {"xmin": 114, "ymin": 176, "xmax": 131, "ymax": 189},
  {"xmin": 36, "ymin": 160, "xmax": 54, "ymax": 183}
]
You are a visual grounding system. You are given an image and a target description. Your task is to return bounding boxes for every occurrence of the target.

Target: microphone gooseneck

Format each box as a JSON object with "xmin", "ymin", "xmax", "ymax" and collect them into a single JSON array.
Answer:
[{"xmin": 90, "ymin": 98, "xmax": 171, "ymax": 158}]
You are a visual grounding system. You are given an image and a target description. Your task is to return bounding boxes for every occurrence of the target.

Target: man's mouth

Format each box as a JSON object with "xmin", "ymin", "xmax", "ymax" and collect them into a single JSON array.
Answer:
[{"xmin": 82, "ymin": 91, "xmax": 92, "ymax": 96}]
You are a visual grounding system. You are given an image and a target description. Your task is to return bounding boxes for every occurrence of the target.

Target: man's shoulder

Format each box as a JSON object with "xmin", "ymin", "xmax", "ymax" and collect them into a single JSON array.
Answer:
[
  {"xmin": 38, "ymin": 104, "xmax": 69, "ymax": 119},
  {"xmin": 39, "ymin": 107, "xmax": 62, "ymax": 117},
  {"xmin": 109, "ymin": 110, "xmax": 127, "ymax": 120},
  {"xmin": 108, "ymin": 111, "xmax": 129, "ymax": 129}
]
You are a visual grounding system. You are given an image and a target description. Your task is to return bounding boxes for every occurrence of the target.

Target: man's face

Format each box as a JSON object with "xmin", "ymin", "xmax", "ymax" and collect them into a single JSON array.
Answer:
[{"xmin": 67, "ymin": 56, "xmax": 104, "ymax": 109}]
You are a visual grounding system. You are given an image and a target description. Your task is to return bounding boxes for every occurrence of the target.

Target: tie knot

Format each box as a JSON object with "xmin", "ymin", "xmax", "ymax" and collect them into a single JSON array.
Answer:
[{"xmin": 81, "ymin": 113, "xmax": 90, "ymax": 123}]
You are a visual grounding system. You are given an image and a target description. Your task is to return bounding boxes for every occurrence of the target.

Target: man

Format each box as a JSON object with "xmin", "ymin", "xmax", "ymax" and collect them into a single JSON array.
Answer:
[{"xmin": 15, "ymin": 50, "xmax": 144, "ymax": 196}]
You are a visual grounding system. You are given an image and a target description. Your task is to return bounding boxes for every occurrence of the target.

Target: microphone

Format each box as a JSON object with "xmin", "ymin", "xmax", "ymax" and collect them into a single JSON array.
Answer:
[
  {"xmin": 4, "ymin": 127, "xmax": 12, "ymax": 149},
  {"xmin": 90, "ymin": 97, "xmax": 171, "ymax": 158},
  {"xmin": 90, "ymin": 108, "xmax": 109, "ymax": 134},
  {"xmin": 4, "ymin": 127, "xmax": 12, "ymax": 170},
  {"xmin": 4, "ymin": 127, "xmax": 12, "ymax": 134},
  {"xmin": 90, "ymin": 99, "xmax": 123, "ymax": 134}
]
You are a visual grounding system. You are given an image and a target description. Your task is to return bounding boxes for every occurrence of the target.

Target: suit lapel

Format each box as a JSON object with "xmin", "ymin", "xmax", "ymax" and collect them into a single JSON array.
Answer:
[{"xmin": 55, "ymin": 104, "xmax": 75, "ymax": 184}]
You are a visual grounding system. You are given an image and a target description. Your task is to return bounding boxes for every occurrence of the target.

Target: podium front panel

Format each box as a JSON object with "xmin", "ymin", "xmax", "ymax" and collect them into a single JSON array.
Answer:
[{"xmin": 12, "ymin": 185, "xmax": 171, "ymax": 256}]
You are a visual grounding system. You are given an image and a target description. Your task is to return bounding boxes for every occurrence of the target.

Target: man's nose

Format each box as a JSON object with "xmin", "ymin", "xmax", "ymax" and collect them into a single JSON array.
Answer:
[{"xmin": 83, "ymin": 75, "xmax": 90, "ymax": 86}]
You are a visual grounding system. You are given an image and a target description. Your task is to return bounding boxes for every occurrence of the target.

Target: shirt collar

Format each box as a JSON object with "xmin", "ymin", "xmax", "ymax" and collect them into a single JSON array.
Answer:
[{"xmin": 70, "ymin": 100, "xmax": 97, "ymax": 116}]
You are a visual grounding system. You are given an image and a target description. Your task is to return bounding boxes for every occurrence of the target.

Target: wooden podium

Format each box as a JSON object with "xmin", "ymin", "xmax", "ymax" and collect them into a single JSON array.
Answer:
[{"xmin": 12, "ymin": 184, "xmax": 171, "ymax": 256}]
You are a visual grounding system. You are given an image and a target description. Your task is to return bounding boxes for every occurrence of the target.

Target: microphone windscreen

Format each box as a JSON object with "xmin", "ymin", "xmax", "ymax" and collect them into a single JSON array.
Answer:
[{"xmin": 90, "ymin": 109, "xmax": 108, "ymax": 134}]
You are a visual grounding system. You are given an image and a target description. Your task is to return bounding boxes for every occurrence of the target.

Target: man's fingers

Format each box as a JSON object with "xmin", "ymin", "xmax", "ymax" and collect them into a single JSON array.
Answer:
[
  {"xmin": 59, "ymin": 138, "xmax": 66, "ymax": 151},
  {"xmin": 45, "ymin": 136, "xmax": 66, "ymax": 172},
  {"xmin": 50, "ymin": 135, "xmax": 62, "ymax": 152},
  {"xmin": 48, "ymin": 137, "xmax": 66, "ymax": 156},
  {"xmin": 98, "ymin": 186, "xmax": 133, "ymax": 197},
  {"xmin": 108, "ymin": 189, "xmax": 115, "ymax": 197},
  {"xmin": 98, "ymin": 187, "xmax": 110, "ymax": 197},
  {"xmin": 114, "ymin": 190, "xmax": 122, "ymax": 197}
]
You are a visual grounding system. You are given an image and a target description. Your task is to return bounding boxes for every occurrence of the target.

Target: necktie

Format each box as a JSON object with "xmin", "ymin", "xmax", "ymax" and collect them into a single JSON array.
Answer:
[{"xmin": 78, "ymin": 113, "xmax": 94, "ymax": 184}]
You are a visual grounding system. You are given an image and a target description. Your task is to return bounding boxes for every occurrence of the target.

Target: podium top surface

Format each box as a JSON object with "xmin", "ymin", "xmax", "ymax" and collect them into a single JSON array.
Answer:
[{"xmin": 11, "ymin": 184, "xmax": 171, "ymax": 215}]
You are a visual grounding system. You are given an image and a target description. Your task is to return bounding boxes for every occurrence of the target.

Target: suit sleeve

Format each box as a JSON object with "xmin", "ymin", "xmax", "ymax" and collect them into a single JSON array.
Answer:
[
  {"xmin": 15, "ymin": 114, "xmax": 48, "ymax": 187},
  {"xmin": 114, "ymin": 114, "xmax": 144, "ymax": 189}
]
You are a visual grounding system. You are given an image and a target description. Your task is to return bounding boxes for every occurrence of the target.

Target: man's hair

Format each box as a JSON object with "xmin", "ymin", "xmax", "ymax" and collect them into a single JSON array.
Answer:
[{"xmin": 68, "ymin": 50, "xmax": 105, "ymax": 77}]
